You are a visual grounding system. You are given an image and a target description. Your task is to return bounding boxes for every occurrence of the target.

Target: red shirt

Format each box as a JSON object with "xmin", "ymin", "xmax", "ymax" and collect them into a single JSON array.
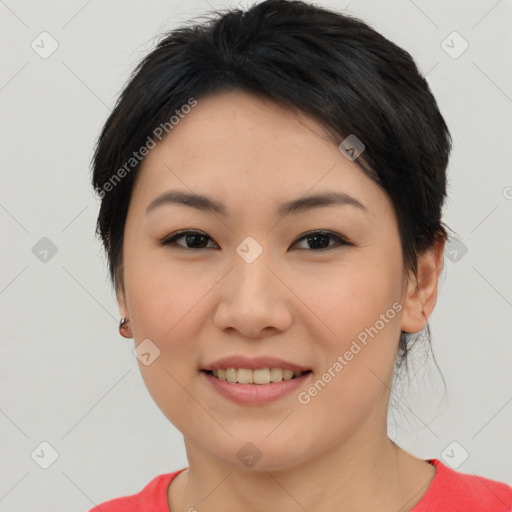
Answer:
[{"xmin": 88, "ymin": 458, "xmax": 512, "ymax": 511}]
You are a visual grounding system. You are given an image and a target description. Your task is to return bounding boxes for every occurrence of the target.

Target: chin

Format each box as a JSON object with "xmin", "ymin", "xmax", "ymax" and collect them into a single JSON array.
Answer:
[{"xmin": 213, "ymin": 436, "xmax": 313, "ymax": 473}]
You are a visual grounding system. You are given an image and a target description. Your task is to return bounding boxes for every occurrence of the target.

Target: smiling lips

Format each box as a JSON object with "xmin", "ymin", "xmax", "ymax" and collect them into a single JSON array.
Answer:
[
  {"xmin": 201, "ymin": 367, "xmax": 313, "ymax": 404},
  {"xmin": 201, "ymin": 355, "xmax": 312, "ymax": 385},
  {"xmin": 205, "ymin": 367, "xmax": 311, "ymax": 384}
]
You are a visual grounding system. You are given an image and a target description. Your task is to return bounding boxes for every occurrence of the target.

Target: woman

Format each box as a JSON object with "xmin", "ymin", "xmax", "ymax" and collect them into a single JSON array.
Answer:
[{"xmin": 89, "ymin": 0, "xmax": 512, "ymax": 510}]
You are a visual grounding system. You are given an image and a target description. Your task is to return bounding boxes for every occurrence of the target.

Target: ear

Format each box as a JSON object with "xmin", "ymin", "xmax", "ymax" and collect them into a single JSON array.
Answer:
[
  {"xmin": 400, "ymin": 237, "xmax": 446, "ymax": 334},
  {"xmin": 117, "ymin": 288, "xmax": 128, "ymax": 318},
  {"xmin": 115, "ymin": 271, "xmax": 129, "ymax": 319}
]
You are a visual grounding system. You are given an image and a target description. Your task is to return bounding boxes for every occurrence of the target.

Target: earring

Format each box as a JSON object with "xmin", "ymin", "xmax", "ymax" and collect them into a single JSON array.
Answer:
[{"xmin": 119, "ymin": 317, "xmax": 133, "ymax": 338}]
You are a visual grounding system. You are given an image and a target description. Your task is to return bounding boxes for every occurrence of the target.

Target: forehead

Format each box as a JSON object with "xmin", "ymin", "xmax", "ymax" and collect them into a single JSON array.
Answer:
[{"xmin": 130, "ymin": 90, "xmax": 386, "ymax": 220}]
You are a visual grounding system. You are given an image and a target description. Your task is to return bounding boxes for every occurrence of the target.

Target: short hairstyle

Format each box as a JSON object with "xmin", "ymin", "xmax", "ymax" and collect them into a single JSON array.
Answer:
[{"xmin": 91, "ymin": 0, "xmax": 453, "ymax": 378}]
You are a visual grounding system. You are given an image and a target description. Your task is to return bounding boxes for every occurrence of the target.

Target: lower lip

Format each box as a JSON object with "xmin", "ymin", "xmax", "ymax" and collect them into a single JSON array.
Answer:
[{"xmin": 201, "ymin": 370, "xmax": 312, "ymax": 404}]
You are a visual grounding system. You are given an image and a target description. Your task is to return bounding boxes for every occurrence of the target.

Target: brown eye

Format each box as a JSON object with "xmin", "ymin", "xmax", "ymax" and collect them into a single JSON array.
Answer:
[
  {"xmin": 293, "ymin": 230, "xmax": 351, "ymax": 251},
  {"xmin": 161, "ymin": 230, "xmax": 217, "ymax": 250}
]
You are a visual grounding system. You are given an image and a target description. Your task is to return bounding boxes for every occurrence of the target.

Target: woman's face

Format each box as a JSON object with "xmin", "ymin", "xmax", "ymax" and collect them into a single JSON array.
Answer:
[{"xmin": 118, "ymin": 90, "xmax": 436, "ymax": 471}]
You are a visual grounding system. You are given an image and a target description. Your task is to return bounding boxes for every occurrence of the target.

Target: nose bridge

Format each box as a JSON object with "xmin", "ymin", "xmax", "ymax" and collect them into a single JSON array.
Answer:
[
  {"xmin": 232, "ymin": 235, "xmax": 275, "ymax": 301},
  {"xmin": 213, "ymin": 234, "xmax": 292, "ymax": 337}
]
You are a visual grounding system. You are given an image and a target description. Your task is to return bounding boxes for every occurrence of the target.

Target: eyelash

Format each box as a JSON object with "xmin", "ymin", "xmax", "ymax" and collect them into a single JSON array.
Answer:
[{"xmin": 160, "ymin": 229, "xmax": 352, "ymax": 252}]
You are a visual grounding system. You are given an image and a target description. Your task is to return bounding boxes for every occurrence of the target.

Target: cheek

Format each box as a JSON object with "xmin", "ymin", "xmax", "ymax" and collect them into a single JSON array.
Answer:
[
  {"xmin": 136, "ymin": 359, "xmax": 205, "ymax": 438},
  {"xmin": 123, "ymin": 249, "xmax": 211, "ymax": 392},
  {"xmin": 126, "ymin": 261, "xmax": 211, "ymax": 431},
  {"xmin": 125, "ymin": 242, "xmax": 212, "ymax": 335},
  {"xmin": 303, "ymin": 261, "xmax": 402, "ymax": 395},
  {"xmin": 302, "ymin": 260, "xmax": 401, "ymax": 338}
]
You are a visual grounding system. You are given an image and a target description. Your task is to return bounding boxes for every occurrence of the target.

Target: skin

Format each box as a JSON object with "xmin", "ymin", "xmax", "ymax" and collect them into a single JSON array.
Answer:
[{"xmin": 117, "ymin": 90, "xmax": 445, "ymax": 512}]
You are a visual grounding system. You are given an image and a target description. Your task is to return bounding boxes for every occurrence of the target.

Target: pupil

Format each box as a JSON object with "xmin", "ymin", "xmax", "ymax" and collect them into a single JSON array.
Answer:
[
  {"xmin": 187, "ymin": 234, "xmax": 207, "ymax": 248},
  {"xmin": 308, "ymin": 234, "xmax": 329, "ymax": 249}
]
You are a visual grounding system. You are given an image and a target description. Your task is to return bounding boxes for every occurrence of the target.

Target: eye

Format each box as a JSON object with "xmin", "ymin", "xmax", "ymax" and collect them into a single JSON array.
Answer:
[
  {"xmin": 160, "ymin": 230, "xmax": 218, "ymax": 250},
  {"xmin": 160, "ymin": 229, "xmax": 351, "ymax": 251},
  {"xmin": 292, "ymin": 230, "xmax": 352, "ymax": 251}
]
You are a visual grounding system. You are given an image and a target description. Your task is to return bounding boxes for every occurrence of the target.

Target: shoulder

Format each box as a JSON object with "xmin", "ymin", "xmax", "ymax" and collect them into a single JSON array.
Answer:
[
  {"xmin": 87, "ymin": 468, "xmax": 187, "ymax": 512},
  {"xmin": 414, "ymin": 459, "xmax": 512, "ymax": 511}
]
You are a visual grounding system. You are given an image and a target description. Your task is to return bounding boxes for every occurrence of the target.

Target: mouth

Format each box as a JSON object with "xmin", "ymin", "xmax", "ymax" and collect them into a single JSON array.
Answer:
[{"xmin": 201, "ymin": 368, "xmax": 313, "ymax": 385}]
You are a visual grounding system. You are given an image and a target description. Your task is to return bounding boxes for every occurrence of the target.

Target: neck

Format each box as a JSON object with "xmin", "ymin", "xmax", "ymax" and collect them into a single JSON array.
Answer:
[{"xmin": 170, "ymin": 422, "xmax": 434, "ymax": 512}]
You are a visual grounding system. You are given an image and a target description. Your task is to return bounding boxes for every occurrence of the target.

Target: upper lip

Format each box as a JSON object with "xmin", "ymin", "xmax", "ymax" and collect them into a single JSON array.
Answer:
[{"xmin": 201, "ymin": 355, "xmax": 311, "ymax": 373}]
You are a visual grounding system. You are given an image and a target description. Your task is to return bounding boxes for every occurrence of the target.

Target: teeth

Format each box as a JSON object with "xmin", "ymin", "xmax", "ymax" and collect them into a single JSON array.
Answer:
[{"xmin": 210, "ymin": 368, "xmax": 307, "ymax": 384}]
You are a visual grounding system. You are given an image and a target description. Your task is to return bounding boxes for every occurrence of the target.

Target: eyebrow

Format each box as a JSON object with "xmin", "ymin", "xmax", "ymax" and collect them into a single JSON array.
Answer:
[{"xmin": 145, "ymin": 189, "xmax": 368, "ymax": 217}]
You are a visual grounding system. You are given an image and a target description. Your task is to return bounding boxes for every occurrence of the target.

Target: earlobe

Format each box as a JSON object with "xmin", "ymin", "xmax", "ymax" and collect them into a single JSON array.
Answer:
[
  {"xmin": 400, "ymin": 238, "xmax": 446, "ymax": 334},
  {"xmin": 116, "ymin": 286, "xmax": 133, "ymax": 339}
]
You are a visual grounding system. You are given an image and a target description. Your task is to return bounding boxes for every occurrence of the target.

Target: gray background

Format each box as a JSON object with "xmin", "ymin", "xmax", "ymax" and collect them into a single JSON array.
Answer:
[{"xmin": 0, "ymin": 0, "xmax": 511, "ymax": 510}]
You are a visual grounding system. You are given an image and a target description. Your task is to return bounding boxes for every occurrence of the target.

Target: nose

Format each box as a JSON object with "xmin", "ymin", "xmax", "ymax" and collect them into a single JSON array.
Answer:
[{"xmin": 213, "ymin": 248, "xmax": 293, "ymax": 339}]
